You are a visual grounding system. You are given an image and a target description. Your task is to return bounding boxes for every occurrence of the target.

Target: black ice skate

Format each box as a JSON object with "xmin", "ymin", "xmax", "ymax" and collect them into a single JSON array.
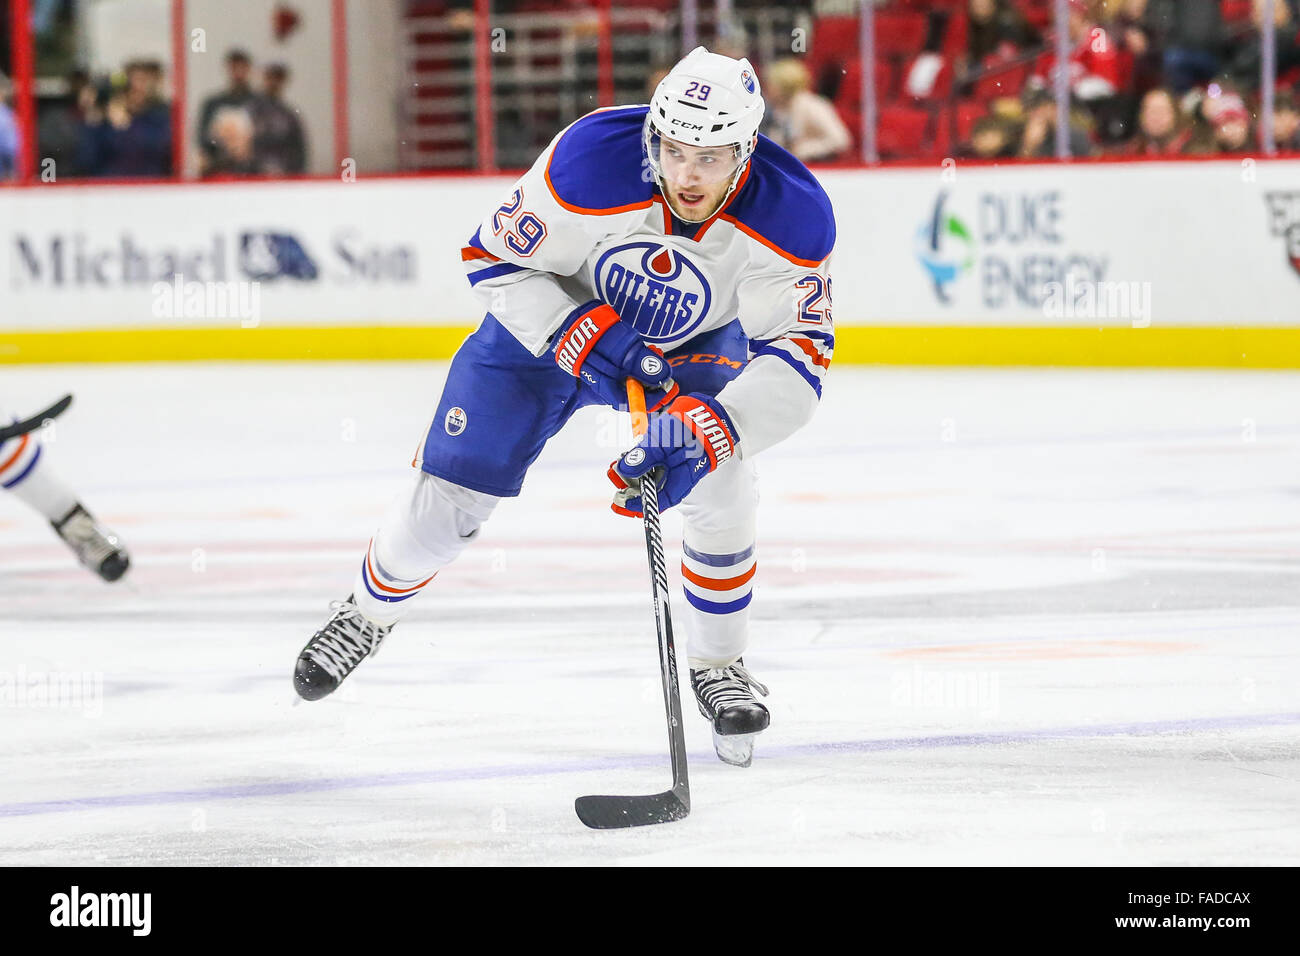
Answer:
[
  {"xmin": 51, "ymin": 503, "xmax": 130, "ymax": 582},
  {"xmin": 294, "ymin": 597, "xmax": 391, "ymax": 701},
  {"xmin": 691, "ymin": 658, "xmax": 770, "ymax": 768}
]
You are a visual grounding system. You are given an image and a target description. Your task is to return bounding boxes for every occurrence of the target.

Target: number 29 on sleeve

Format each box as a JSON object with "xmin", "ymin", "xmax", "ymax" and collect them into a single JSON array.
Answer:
[
  {"xmin": 795, "ymin": 274, "xmax": 831, "ymax": 324},
  {"xmin": 491, "ymin": 188, "xmax": 548, "ymax": 257}
]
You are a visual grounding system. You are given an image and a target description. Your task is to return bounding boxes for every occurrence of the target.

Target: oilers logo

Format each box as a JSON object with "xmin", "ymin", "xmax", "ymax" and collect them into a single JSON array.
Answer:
[
  {"xmin": 444, "ymin": 406, "xmax": 467, "ymax": 436},
  {"xmin": 740, "ymin": 70, "xmax": 755, "ymax": 94},
  {"xmin": 593, "ymin": 242, "xmax": 713, "ymax": 344}
]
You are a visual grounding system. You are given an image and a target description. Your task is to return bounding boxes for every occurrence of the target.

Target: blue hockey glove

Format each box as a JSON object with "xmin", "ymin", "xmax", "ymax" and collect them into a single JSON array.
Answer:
[
  {"xmin": 553, "ymin": 300, "xmax": 677, "ymax": 411},
  {"xmin": 607, "ymin": 393, "xmax": 739, "ymax": 516}
]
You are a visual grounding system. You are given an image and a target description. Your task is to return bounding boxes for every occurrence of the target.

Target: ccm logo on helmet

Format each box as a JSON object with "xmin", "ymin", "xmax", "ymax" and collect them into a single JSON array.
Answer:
[
  {"xmin": 671, "ymin": 118, "xmax": 705, "ymax": 131},
  {"xmin": 683, "ymin": 405, "xmax": 734, "ymax": 465},
  {"xmin": 555, "ymin": 317, "xmax": 599, "ymax": 375}
]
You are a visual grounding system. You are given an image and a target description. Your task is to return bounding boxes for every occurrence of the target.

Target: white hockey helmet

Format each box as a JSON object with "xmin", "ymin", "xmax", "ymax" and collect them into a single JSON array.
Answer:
[{"xmin": 643, "ymin": 47, "xmax": 765, "ymax": 197}]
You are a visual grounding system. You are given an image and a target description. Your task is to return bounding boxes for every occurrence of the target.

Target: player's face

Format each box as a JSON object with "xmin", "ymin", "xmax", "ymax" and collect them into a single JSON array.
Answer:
[{"xmin": 659, "ymin": 137, "xmax": 739, "ymax": 222}]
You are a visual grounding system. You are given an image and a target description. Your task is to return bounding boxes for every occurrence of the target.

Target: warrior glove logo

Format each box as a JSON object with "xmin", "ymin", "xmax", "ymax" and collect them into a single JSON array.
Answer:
[
  {"xmin": 683, "ymin": 405, "xmax": 734, "ymax": 466},
  {"xmin": 555, "ymin": 317, "xmax": 600, "ymax": 375},
  {"xmin": 640, "ymin": 355, "xmax": 665, "ymax": 378}
]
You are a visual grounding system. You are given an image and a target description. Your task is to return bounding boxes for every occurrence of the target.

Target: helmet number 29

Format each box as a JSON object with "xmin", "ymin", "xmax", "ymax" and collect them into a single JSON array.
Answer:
[{"xmin": 683, "ymin": 81, "xmax": 712, "ymax": 102}]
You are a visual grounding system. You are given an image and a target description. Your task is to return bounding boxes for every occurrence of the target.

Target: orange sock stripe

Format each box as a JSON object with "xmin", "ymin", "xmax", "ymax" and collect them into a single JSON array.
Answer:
[
  {"xmin": 680, "ymin": 561, "xmax": 756, "ymax": 592},
  {"xmin": 0, "ymin": 434, "xmax": 31, "ymax": 475},
  {"xmin": 365, "ymin": 542, "xmax": 437, "ymax": 595}
]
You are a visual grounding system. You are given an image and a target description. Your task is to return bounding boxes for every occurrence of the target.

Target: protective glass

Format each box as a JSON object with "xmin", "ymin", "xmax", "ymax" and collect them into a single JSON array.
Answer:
[{"xmin": 643, "ymin": 121, "xmax": 743, "ymax": 187}]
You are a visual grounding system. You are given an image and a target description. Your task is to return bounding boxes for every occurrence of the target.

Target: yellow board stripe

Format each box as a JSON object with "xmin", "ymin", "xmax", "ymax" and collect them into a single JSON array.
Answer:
[
  {"xmin": 832, "ymin": 326, "xmax": 1300, "ymax": 369},
  {"xmin": 1, "ymin": 326, "xmax": 1298, "ymax": 368}
]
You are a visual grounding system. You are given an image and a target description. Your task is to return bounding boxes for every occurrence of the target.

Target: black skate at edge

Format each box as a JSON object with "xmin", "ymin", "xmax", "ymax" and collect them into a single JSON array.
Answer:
[
  {"xmin": 97, "ymin": 550, "xmax": 130, "ymax": 583},
  {"xmin": 293, "ymin": 656, "xmax": 338, "ymax": 701}
]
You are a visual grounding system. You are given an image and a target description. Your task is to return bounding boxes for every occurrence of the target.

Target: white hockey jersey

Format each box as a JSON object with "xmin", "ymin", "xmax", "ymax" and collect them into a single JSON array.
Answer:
[{"xmin": 461, "ymin": 105, "xmax": 836, "ymax": 458}]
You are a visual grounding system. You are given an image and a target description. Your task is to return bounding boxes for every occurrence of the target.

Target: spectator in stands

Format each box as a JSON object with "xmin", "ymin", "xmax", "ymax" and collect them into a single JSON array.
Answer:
[
  {"xmin": 1273, "ymin": 91, "xmax": 1300, "ymax": 150},
  {"xmin": 1209, "ymin": 93, "xmax": 1254, "ymax": 153},
  {"xmin": 1185, "ymin": 86, "xmax": 1254, "ymax": 153},
  {"xmin": 1226, "ymin": 0, "xmax": 1300, "ymax": 91},
  {"xmin": 198, "ymin": 49, "xmax": 257, "ymax": 168},
  {"xmin": 1105, "ymin": 0, "xmax": 1163, "ymax": 94},
  {"xmin": 960, "ymin": 0, "xmax": 1039, "ymax": 83},
  {"xmin": 960, "ymin": 114, "xmax": 1019, "ymax": 159},
  {"xmin": 1018, "ymin": 86, "xmax": 1097, "ymax": 157},
  {"xmin": 37, "ymin": 68, "xmax": 90, "ymax": 179},
  {"xmin": 762, "ymin": 58, "xmax": 853, "ymax": 162},
  {"xmin": 204, "ymin": 105, "xmax": 259, "ymax": 177},
  {"xmin": 1125, "ymin": 86, "xmax": 1192, "ymax": 154},
  {"xmin": 252, "ymin": 63, "xmax": 307, "ymax": 175},
  {"xmin": 0, "ymin": 72, "xmax": 18, "ymax": 180},
  {"xmin": 1032, "ymin": 0, "xmax": 1125, "ymax": 101},
  {"xmin": 1143, "ymin": 0, "xmax": 1225, "ymax": 93},
  {"xmin": 77, "ymin": 60, "xmax": 172, "ymax": 177}
]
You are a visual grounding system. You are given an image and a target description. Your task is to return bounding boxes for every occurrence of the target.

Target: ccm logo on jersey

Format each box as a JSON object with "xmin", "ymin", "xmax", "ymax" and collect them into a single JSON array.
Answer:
[
  {"xmin": 594, "ymin": 242, "xmax": 713, "ymax": 344},
  {"xmin": 683, "ymin": 405, "xmax": 734, "ymax": 465}
]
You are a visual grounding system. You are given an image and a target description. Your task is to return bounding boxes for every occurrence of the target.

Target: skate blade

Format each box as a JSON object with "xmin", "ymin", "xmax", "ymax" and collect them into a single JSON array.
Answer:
[{"xmin": 712, "ymin": 729, "xmax": 758, "ymax": 768}]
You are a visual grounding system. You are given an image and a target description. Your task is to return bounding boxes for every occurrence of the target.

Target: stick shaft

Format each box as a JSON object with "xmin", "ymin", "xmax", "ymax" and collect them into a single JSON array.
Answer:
[
  {"xmin": 627, "ymin": 379, "xmax": 649, "ymax": 439},
  {"xmin": 628, "ymin": 378, "xmax": 689, "ymax": 796}
]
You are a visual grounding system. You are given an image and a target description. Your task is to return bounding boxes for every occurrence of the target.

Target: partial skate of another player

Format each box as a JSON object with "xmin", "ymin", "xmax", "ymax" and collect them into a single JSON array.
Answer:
[{"xmin": 1, "ymin": 396, "xmax": 130, "ymax": 582}]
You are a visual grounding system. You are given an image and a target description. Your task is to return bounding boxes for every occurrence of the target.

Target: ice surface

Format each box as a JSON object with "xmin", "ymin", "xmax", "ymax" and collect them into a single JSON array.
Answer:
[{"xmin": 2, "ymin": 362, "xmax": 1298, "ymax": 865}]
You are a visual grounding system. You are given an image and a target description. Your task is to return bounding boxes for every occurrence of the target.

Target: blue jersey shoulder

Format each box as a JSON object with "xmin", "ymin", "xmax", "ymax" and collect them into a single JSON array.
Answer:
[
  {"xmin": 545, "ymin": 106, "xmax": 655, "ymax": 212},
  {"xmin": 725, "ymin": 135, "xmax": 836, "ymax": 265}
]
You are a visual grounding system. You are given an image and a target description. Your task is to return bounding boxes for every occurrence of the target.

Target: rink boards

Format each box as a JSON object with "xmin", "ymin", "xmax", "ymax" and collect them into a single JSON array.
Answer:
[{"xmin": 2, "ymin": 158, "xmax": 1299, "ymax": 366}]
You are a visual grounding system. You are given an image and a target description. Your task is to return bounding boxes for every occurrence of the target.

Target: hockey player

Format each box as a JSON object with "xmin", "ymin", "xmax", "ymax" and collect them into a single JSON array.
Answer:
[
  {"xmin": 1, "ymin": 400, "xmax": 130, "ymax": 582},
  {"xmin": 294, "ymin": 48, "xmax": 834, "ymax": 764}
]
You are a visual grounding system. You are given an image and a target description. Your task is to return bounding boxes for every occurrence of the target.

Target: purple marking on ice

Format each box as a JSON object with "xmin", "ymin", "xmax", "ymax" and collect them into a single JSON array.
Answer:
[{"xmin": 2, "ymin": 711, "xmax": 1297, "ymax": 819}]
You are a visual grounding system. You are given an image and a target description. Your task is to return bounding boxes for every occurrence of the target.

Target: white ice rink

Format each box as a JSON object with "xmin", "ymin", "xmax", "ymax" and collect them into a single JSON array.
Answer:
[{"xmin": 2, "ymin": 361, "xmax": 1298, "ymax": 865}]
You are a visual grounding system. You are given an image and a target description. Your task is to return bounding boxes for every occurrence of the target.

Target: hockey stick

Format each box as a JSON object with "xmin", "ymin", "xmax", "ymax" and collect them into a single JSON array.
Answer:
[
  {"xmin": 574, "ymin": 380, "xmax": 690, "ymax": 829},
  {"xmin": 0, "ymin": 394, "xmax": 73, "ymax": 443}
]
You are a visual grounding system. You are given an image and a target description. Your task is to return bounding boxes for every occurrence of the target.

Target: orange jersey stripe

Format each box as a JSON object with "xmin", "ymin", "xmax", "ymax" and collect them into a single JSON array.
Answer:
[
  {"xmin": 545, "ymin": 154, "xmax": 655, "ymax": 216},
  {"xmin": 788, "ymin": 336, "xmax": 832, "ymax": 369},
  {"xmin": 0, "ymin": 434, "xmax": 31, "ymax": 475},
  {"xmin": 691, "ymin": 165, "xmax": 750, "ymax": 243},
  {"xmin": 651, "ymin": 194, "xmax": 672, "ymax": 234},
  {"xmin": 719, "ymin": 212, "xmax": 827, "ymax": 269},
  {"xmin": 680, "ymin": 561, "xmax": 757, "ymax": 592},
  {"xmin": 461, "ymin": 246, "xmax": 501, "ymax": 262}
]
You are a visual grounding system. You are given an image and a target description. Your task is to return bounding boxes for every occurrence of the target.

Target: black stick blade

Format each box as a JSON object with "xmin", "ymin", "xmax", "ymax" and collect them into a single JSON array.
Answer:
[
  {"xmin": 574, "ymin": 791, "xmax": 689, "ymax": 830},
  {"xmin": 0, "ymin": 394, "xmax": 73, "ymax": 442}
]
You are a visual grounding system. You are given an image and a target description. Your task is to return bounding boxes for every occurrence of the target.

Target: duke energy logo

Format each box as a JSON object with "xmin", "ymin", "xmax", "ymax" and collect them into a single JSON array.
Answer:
[
  {"xmin": 915, "ymin": 191, "xmax": 974, "ymax": 303},
  {"xmin": 593, "ymin": 242, "xmax": 712, "ymax": 343}
]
